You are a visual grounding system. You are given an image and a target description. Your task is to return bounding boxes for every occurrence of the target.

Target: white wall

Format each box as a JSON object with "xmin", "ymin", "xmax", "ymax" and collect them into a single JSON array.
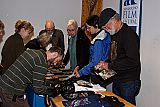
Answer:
[
  {"xmin": 104, "ymin": 0, "xmax": 160, "ymax": 107},
  {"xmin": 0, "ymin": 0, "xmax": 82, "ymax": 59},
  {"xmin": 1, "ymin": 0, "xmax": 160, "ymax": 107},
  {"xmin": 138, "ymin": 0, "xmax": 160, "ymax": 106}
]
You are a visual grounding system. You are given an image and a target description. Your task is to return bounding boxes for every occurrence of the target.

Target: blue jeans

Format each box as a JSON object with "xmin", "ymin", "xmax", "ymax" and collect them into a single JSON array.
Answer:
[{"xmin": 112, "ymin": 80, "xmax": 141, "ymax": 105}]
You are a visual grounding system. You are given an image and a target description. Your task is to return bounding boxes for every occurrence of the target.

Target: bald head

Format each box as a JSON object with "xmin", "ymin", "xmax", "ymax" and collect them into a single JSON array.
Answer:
[
  {"xmin": 45, "ymin": 20, "xmax": 55, "ymax": 35},
  {"xmin": 45, "ymin": 20, "xmax": 54, "ymax": 28}
]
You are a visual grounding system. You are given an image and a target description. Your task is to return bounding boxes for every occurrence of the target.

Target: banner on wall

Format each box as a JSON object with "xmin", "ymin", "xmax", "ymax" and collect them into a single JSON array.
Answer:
[{"xmin": 120, "ymin": 0, "xmax": 142, "ymax": 37}]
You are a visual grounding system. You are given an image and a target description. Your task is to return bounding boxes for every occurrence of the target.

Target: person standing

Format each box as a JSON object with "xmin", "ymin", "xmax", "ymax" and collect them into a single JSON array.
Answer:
[
  {"xmin": 1, "ymin": 20, "xmax": 34, "ymax": 75},
  {"xmin": 0, "ymin": 46, "xmax": 63, "ymax": 107},
  {"xmin": 40, "ymin": 20, "xmax": 65, "ymax": 51},
  {"xmin": 74, "ymin": 15, "xmax": 111, "ymax": 79},
  {"xmin": 96, "ymin": 8, "xmax": 141, "ymax": 105},
  {"xmin": 63, "ymin": 19, "xmax": 90, "ymax": 71}
]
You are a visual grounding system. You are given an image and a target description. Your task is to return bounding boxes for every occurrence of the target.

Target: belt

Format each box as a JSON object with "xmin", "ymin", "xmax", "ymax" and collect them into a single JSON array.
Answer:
[{"xmin": 12, "ymin": 94, "xmax": 24, "ymax": 102}]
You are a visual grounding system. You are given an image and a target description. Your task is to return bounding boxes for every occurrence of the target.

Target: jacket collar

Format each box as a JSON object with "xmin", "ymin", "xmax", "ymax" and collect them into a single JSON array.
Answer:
[{"xmin": 91, "ymin": 30, "xmax": 106, "ymax": 44}]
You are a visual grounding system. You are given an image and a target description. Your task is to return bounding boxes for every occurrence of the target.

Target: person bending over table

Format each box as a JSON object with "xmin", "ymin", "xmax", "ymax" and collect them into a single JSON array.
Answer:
[{"xmin": 0, "ymin": 46, "xmax": 63, "ymax": 107}]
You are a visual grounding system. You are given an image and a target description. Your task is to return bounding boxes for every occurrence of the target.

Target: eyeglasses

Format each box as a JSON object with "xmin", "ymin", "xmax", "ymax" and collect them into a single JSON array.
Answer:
[
  {"xmin": 46, "ymin": 27, "xmax": 54, "ymax": 32},
  {"xmin": 46, "ymin": 29, "xmax": 53, "ymax": 32}
]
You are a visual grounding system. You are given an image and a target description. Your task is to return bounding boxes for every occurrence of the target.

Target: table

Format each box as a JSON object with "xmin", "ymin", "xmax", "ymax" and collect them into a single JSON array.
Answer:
[{"xmin": 51, "ymin": 91, "xmax": 136, "ymax": 107}]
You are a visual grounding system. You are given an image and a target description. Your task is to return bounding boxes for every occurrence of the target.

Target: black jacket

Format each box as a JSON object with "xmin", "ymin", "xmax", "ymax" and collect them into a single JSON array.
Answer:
[
  {"xmin": 1, "ymin": 33, "xmax": 26, "ymax": 74},
  {"xmin": 108, "ymin": 23, "xmax": 141, "ymax": 82},
  {"xmin": 39, "ymin": 29, "xmax": 65, "ymax": 51},
  {"xmin": 63, "ymin": 27, "xmax": 90, "ymax": 69}
]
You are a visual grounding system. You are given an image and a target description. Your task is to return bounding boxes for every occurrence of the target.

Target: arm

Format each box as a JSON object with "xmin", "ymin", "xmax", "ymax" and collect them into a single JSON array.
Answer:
[{"xmin": 78, "ymin": 40, "xmax": 104, "ymax": 76}]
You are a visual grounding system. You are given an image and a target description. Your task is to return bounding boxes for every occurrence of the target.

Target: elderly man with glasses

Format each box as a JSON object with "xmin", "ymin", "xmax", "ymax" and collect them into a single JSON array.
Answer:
[
  {"xmin": 63, "ymin": 19, "xmax": 90, "ymax": 74},
  {"xmin": 96, "ymin": 8, "xmax": 141, "ymax": 106}
]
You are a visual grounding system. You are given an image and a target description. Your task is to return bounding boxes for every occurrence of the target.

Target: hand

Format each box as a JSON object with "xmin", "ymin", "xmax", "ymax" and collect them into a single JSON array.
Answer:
[
  {"xmin": 73, "ymin": 66, "xmax": 80, "ymax": 78},
  {"xmin": 44, "ymin": 95, "xmax": 52, "ymax": 107},
  {"xmin": 96, "ymin": 61, "xmax": 108, "ymax": 70}
]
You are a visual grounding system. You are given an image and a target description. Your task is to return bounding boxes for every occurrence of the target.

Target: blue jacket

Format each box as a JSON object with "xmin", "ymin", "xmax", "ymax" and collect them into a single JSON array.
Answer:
[{"xmin": 78, "ymin": 30, "xmax": 111, "ymax": 76}]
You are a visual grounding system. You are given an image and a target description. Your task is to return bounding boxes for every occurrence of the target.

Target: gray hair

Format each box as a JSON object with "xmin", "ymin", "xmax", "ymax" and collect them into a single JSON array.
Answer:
[{"xmin": 67, "ymin": 19, "xmax": 78, "ymax": 28}]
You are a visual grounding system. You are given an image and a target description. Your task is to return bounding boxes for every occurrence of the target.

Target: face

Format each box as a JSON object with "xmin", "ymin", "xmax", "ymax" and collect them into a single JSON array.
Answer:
[
  {"xmin": 67, "ymin": 25, "xmax": 77, "ymax": 37},
  {"xmin": 47, "ymin": 52, "xmax": 63, "ymax": 66},
  {"xmin": 52, "ymin": 56, "xmax": 63, "ymax": 65},
  {"xmin": 86, "ymin": 24, "xmax": 97, "ymax": 35},
  {"xmin": 102, "ymin": 18, "xmax": 117, "ymax": 35},
  {"xmin": 45, "ymin": 24, "xmax": 55, "ymax": 35},
  {"xmin": 21, "ymin": 28, "xmax": 33, "ymax": 40},
  {"xmin": 0, "ymin": 29, "xmax": 5, "ymax": 43},
  {"xmin": 24, "ymin": 31, "xmax": 34, "ymax": 44}
]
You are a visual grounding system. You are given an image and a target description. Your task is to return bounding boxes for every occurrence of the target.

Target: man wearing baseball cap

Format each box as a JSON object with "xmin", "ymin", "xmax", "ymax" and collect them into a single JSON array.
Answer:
[{"xmin": 97, "ymin": 8, "xmax": 141, "ymax": 105}]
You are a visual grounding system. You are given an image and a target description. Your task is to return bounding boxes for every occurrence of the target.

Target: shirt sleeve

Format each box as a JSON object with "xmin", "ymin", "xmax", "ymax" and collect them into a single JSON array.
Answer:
[
  {"xmin": 78, "ymin": 40, "xmax": 104, "ymax": 76},
  {"xmin": 32, "ymin": 57, "xmax": 48, "ymax": 95}
]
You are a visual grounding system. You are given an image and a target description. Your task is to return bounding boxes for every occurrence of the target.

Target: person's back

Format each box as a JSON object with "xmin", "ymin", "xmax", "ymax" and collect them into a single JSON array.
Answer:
[
  {"xmin": 25, "ymin": 30, "xmax": 51, "ymax": 51},
  {"xmin": 25, "ymin": 38, "xmax": 40, "ymax": 49}
]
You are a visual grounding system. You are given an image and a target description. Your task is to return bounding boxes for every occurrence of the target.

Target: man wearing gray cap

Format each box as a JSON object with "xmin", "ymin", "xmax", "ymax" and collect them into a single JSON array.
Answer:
[{"xmin": 96, "ymin": 8, "xmax": 141, "ymax": 105}]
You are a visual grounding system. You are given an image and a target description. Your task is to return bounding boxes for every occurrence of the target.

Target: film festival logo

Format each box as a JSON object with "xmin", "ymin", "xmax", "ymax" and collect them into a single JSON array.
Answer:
[
  {"xmin": 120, "ymin": 0, "xmax": 142, "ymax": 36},
  {"xmin": 122, "ymin": 0, "xmax": 138, "ymax": 26}
]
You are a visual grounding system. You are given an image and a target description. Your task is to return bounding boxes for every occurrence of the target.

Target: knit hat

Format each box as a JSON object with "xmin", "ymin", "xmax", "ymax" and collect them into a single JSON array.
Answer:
[{"xmin": 99, "ymin": 8, "xmax": 117, "ymax": 27}]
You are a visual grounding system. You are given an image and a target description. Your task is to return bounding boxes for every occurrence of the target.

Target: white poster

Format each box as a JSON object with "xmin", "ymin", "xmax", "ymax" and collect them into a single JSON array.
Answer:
[{"xmin": 120, "ymin": 0, "xmax": 142, "ymax": 37}]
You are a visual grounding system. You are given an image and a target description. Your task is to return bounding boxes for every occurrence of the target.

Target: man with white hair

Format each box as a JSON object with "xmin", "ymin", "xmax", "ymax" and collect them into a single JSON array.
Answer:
[
  {"xmin": 63, "ymin": 19, "xmax": 90, "ymax": 72},
  {"xmin": 97, "ymin": 8, "xmax": 141, "ymax": 105}
]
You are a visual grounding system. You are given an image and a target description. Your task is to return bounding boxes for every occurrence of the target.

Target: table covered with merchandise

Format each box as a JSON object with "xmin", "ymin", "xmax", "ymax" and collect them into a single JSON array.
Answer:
[{"xmin": 45, "ymin": 68, "xmax": 136, "ymax": 107}]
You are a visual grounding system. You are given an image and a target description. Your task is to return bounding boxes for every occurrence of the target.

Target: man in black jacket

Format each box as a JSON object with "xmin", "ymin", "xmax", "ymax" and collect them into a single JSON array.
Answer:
[
  {"xmin": 97, "ymin": 8, "xmax": 141, "ymax": 105},
  {"xmin": 40, "ymin": 20, "xmax": 65, "ymax": 52},
  {"xmin": 63, "ymin": 19, "xmax": 90, "ymax": 71}
]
